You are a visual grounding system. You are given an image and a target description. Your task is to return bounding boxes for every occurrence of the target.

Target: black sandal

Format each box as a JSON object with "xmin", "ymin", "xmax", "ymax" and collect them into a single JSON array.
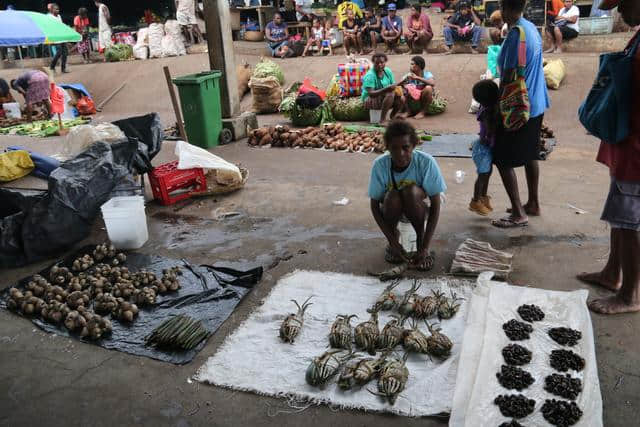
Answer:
[{"xmin": 384, "ymin": 245, "xmax": 405, "ymax": 264}]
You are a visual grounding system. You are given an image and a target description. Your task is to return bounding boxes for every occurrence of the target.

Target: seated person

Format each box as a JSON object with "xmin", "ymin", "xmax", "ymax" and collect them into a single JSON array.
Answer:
[
  {"xmin": 361, "ymin": 8, "xmax": 381, "ymax": 51},
  {"xmin": 342, "ymin": 8, "xmax": 363, "ymax": 55},
  {"xmin": 545, "ymin": 0, "xmax": 580, "ymax": 53},
  {"xmin": 547, "ymin": 0, "xmax": 566, "ymax": 22},
  {"xmin": 362, "ymin": 53, "xmax": 404, "ymax": 124},
  {"xmin": 443, "ymin": 1, "xmax": 483, "ymax": 54},
  {"xmin": 405, "ymin": 4, "xmax": 433, "ymax": 54},
  {"xmin": 368, "ymin": 120, "xmax": 446, "ymax": 271},
  {"xmin": 0, "ymin": 78, "xmax": 15, "ymax": 105},
  {"xmin": 400, "ymin": 56, "xmax": 435, "ymax": 120},
  {"xmin": 265, "ymin": 13, "xmax": 291, "ymax": 59},
  {"xmin": 302, "ymin": 18, "xmax": 326, "ymax": 56},
  {"xmin": 488, "ymin": 10, "xmax": 509, "ymax": 45},
  {"xmin": 10, "ymin": 70, "xmax": 52, "ymax": 122},
  {"xmin": 295, "ymin": 0, "xmax": 314, "ymax": 22},
  {"xmin": 381, "ymin": 3, "xmax": 403, "ymax": 54}
]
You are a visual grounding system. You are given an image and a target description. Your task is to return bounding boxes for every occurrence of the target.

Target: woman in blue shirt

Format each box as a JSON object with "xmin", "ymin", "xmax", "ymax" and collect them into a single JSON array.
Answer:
[
  {"xmin": 400, "ymin": 55, "xmax": 435, "ymax": 119},
  {"xmin": 492, "ymin": 0, "xmax": 550, "ymax": 228},
  {"xmin": 369, "ymin": 120, "xmax": 446, "ymax": 271}
]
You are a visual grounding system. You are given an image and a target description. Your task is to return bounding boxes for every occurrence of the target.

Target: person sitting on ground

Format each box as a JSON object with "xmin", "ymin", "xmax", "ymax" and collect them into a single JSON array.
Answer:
[
  {"xmin": 265, "ymin": 13, "xmax": 291, "ymax": 59},
  {"xmin": 545, "ymin": 0, "xmax": 580, "ymax": 53},
  {"xmin": 443, "ymin": 1, "xmax": 483, "ymax": 54},
  {"xmin": 369, "ymin": 120, "xmax": 446, "ymax": 271},
  {"xmin": 362, "ymin": 52, "xmax": 404, "ymax": 124},
  {"xmin": 10, "ymin": 70, "xmax": 51, "ymax": 122},
  {"xmin": 381, "ymin": 3, "xmax": 403, "ymax": 54},
  {"xmin": 362, "ymin": 8, "xmax": 381, "ymax": 51},
  {"xmin": 302, "ymin": 18, "xmax": 325, "ymax": 57},
  {"xmin": 399, "ymin": 56, "xmax": 435, "ymax": 120},
  {"xmin": 547, "ymin": 0, "xmax": 566, "ymax": 23},
  {"xmin": 0, "ymin": 78, "xmax": 15, "ymax": 105},
  {"xmin": 469, "ymin": 80, "xmax": 501, "ymax": 216},
  {"xmin": 343, "ymin": 8, "xmax": 363, "ymax": 55},
  {"xmin": 74, "ymin": 7, "xmax": 91, "ymax": 64},
  {"xmin": 488, "ymin": 10, "xmax": 509, "ymax": 45},
  {"xmin": 405, "ymin": 4, "xmax": 434, "ymax": 54}
]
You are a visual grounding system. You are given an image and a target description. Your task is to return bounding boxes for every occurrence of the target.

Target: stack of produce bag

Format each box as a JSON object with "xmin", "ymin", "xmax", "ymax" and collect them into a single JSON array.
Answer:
[
  {"xmin": 249, "ymin": 59, "xmax": 285, "ymax": 114},
  {"xmin": 148, "ymin": 23, "xmax": 165, "ymax": 58},
  {"xmin": 133, "ymin": 27, "xmax": 149, "ymax": 60},
  {"xmin": 163, "ymin": 20, "xmax": 187, "ymax": 57}
]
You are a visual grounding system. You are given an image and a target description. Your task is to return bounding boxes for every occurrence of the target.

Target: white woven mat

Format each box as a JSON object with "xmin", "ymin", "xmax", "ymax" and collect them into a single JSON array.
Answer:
[{"xmin": 195, "ymin": 270, "xmax": 475, "ymax": 417}]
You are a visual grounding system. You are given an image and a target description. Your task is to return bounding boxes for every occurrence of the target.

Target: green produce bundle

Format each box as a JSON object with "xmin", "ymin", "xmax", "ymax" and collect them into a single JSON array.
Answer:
[
  {"xmin": 328, "ymin": 96, "xmax": 369, "ymax": 122},
  {"xmin": 105, "ymin": 44, "xmax": 133, "ymax": 62},
  {"xmin": 252, "ymin": 59, "xmax": 285, "ymax": 85},
  {"xmin": 427, "ymin": 93, "xmax": 448, "ymax": 116},
  {"xmin": 145, "ymin": 314, "xmax": 210, "ymax": 351}
]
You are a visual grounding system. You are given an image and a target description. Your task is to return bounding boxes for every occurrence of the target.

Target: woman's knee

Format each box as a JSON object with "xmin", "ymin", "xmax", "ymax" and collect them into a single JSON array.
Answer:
[
  {"xmin": 400, "ymin": 184, "xmax": 426, "ymax": 204},
  {"xmin": 421, "ymin": 86, "xmax": 434, "ymax": 98}
]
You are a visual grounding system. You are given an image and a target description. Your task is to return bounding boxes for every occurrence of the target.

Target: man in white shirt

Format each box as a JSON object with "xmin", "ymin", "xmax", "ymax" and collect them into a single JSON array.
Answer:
[
  {"xmin": 176, "ymin": 0, "xmax": 203, "ymax": 44},
  {"xmin": 545, "ymin": 0, "xmax": 580, "ymax": 53},
  {"xmin": 48, "ymin": 3, "xmax": 69, "ymax": 73},
  {"xmin": 295, "ymin": 0, "xmax": 313, "ymax": 22}
]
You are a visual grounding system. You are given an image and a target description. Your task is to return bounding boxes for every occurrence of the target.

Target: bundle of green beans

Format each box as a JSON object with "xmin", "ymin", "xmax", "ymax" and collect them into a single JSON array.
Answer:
[{"xmin": 145, "ymin": 315, "xmax": 209, "ymax": 350}]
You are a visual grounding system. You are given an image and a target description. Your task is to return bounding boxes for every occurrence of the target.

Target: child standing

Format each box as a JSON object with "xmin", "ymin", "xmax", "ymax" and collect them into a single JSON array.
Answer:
[
  {"xmin": 469, "ymin": 79, "xmax": 500, "ymax": 216},
  {"xmin": 302, "ymin": 18, "xmax": 325, "ymax": 57}
]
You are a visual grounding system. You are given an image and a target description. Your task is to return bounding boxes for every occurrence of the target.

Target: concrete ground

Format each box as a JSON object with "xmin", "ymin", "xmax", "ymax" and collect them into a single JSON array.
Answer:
[{"xmin": 1, "ymin": 49, "xmax": 639, "ymax": 427}]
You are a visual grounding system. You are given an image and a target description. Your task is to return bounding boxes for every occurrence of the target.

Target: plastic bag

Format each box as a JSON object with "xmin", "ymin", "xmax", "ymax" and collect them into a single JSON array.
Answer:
[
  {"xmin": 133, "ymin": 45, "xmax": 149, "ymax": 60},
  {"xmin": 76, "ymin": 96, "xmax": 96, "ymax": 115},
  {"xmin": 164, "ymin": 20, "xmax": 186, "ymax": 56},
  {"xmin": 174, "ymin": 140, "xmax": 242, "ymax": 185},
  {"xmin": 326, "ymin": 74, "xmax": 340, "ymax": 98},
  {"xmin": 544, "ymin": 59, "xmax": 566, "ymax": 90},
  {"xmin": 135, "ymin": 27, "xmax": 149, "ymax": 46},
  {"xmin": 161, "ymin": 34, "xmax": 180, "ymax": 57},
  {"xmin": 148, "ymin": 23, "xmax": 165, "ymax": 58},
  {"xmin": 249, "ymin": 76, "xmax": 283, "ymax": 114},
  {"xmin": 298, "ymin": 77, "xmax": 326, "ymax": 100},
  {"xmin": 0, "ymin": 150, "xmax": 34, "ymax": 182},
  {"xmin": 61, "ymin": 123, "xmax": 126, "ymax": 159}
]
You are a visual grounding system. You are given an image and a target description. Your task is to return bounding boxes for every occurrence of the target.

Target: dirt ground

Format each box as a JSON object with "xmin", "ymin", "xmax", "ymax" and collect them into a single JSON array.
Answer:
[{"xmin": 1, "ymin": 49, "xmax": 639, "ymax": 427}]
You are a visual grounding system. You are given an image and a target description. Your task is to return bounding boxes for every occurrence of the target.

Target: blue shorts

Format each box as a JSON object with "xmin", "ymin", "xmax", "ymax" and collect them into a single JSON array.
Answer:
[
  {"xmin": 268, "ymin": 41, "xmax": 288, "ymax": 57},
  {"xmin": 472, "ymin": 139, "xmax": 493, "ymax": 174}
]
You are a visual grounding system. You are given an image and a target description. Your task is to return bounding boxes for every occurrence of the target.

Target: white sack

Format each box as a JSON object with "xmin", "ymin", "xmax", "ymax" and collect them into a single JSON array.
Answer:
[
  {"xmin": 61, "ymin": 123, "xmax": 126, "ymax": 159},
  {"xmin": 148, "ymin": 23, "xmax": 165, "ymax": 58},
  {"xmin": 174, "ymin": 140, "xmax": 242, "ymax": 184}
]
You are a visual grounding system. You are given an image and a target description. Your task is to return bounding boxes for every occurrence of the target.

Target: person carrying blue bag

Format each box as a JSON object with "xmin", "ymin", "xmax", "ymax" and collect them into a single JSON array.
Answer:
[{"xmin": 576, "ymin": 0, "xmax": 640, "ymax": 315}]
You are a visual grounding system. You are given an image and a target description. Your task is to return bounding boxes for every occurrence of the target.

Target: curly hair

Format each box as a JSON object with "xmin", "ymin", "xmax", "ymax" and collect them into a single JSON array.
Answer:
[
  {"xmin": 371, "ymin": 52, "xmax": 388, "ymax": 63},
  {"xmin": 411, "ymin": 56, "xmax": 425, "ymax": 71},
  {"xmin": 384, "ymin": 120, "xmax": 419, "ymax": 148}
]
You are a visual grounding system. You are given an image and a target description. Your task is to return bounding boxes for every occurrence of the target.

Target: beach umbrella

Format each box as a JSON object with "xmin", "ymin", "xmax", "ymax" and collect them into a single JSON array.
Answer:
[{"xmin": 0, "ymin": 10, "xmax": 81, "ymax": 47}]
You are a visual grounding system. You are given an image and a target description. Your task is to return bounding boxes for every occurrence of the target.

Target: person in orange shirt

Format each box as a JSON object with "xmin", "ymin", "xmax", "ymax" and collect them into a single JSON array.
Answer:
[
  {"xmin": 547, "ymin": 0, "xmax": 565, "ymax": 18},
  {"xmin": 74, "ymin": 8, "xmax": 91, "ymax": 63}
]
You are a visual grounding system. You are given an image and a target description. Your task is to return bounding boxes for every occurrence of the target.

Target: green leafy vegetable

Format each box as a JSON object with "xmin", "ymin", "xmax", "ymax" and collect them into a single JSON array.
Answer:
[{"xmin": 253, "ymin": 59, "xmax": 285, "ymax": 85}]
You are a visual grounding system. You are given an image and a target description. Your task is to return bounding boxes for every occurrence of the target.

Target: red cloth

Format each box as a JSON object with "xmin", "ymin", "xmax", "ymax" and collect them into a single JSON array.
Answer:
[
  {"xmin": 405, "ymin": 13, "xmax": 433, "ymax": 38},
  {"xmin": 596, "ymin": 31, "xmax": 640, "ymax": 181},
  {"xmin": 49, "ymin": 83, "xmax": 65, "ymax": 115},
  {"xmin": 73, "ymin": 16, "xmax": 89, "ymax": 33}
]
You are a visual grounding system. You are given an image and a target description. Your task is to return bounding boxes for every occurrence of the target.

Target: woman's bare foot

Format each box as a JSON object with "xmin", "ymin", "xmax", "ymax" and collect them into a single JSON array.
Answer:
[
  {"xmin": 414, "ymin": 112, "xmax": 426, "ymax": 120},
  {"xmin": 544, "ymin": 47, "xmax": 555, "ymax": 54},
  {"xmin": 588, "ymin": 295, "xmax": 640, "ymax": 314},
  {"xmin": 577, "ymin": 272, "xmax": 621, "ymax": 291}
]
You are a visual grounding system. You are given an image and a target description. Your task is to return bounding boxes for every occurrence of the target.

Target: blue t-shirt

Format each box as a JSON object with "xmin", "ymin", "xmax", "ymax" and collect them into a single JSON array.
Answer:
[
  {"xmin": 498, "ymin": 17, "xmax": 550, "ymax": 118},
  {"xmin": 403, "ymin": 70, "xmax": 434, "ymax": 88},
  {"xmin": 382, "ymin": 15, "xmax": 403, "ymax": 32},
  {"xmin": 368, "ymin": 150, "xmax": 447, "ymax": 201},
  {"xmin": 266, "ymin": 21, "xmax": 287, "ymax": 41}
]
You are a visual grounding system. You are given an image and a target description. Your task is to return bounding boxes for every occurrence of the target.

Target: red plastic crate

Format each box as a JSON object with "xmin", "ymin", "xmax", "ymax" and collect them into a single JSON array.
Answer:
[{"xmin": 149, "ymin": 161, "xmax": 206, "ymax": 205}]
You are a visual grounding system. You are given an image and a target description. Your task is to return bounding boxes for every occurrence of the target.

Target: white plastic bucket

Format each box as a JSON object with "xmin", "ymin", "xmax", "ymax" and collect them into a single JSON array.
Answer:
[
  {"xmin": 2, "ymin": 102, "xmax": 21, "ymax": 119},
  {"xmin": 369, "ymin": 109, "xmax": 382, "ymax": 124},
  {"xmin": 398, "ymin": 220, "xmax": 417, "ymax": 253},
  {"xmin": 100, "ymin": 196, "xmax": 148, "ymax": 250}
]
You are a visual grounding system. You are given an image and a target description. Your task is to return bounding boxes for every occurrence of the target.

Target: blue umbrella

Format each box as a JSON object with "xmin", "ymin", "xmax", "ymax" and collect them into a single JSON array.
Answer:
[{"xmin": 0, "ymin": 10, "xmax": 81, "ymax": 47}]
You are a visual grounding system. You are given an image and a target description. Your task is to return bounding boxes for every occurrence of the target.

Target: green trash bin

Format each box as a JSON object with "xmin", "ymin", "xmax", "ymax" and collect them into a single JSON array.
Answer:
[{"xmin": 173, "ymin": 71, "xmax": 224, "ymax": 148}]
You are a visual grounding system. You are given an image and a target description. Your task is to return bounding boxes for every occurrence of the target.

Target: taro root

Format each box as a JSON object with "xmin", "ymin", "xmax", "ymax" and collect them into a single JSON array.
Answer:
[
  {"xmin": 133, "ymin": 287, "xmax": 157, "ymax": 306},
  {"xmin": 41, "ymin": 301, "xmax": 70, "ymax": 324},
  {"xmin": 20, "ymin": 296, "xmax": 46, "ymax": 316},
  {"xmin": 544, "ymin": 373, "xmax": 582, "ymax": 400},
  {"xmin": 66, "ymin": 291, "xmax": 90, "ymax": 309},
  {"xmin": 6, "ymin": 288, "xmax": 25, "ymax": 311},
  {"xmin": 157, "ymin": 267, "xmax": 181, "ymax": 293},
  {"xmin": 541, "ymin": 399, "xmax": 583, "ymax": 426},
  {"xmin": 114, "ymin": 298, "xmax": 139, "ymax": 322},
  {"xmin": 89, "ymin": 275, "xmax": 112, "ymax": 296},
  {"xmin": 81, "ymin": 313, "xmax": 112, "ymax": 340},
  {"xmin": 496, "ymin": 365, "xmax": 535, "ymax": 391},
  {"xmin": 112, "ymin": 281, "xmax": 135, "ymax": 299},
  {"xmin": 132, "ymin": 270, "xmax": 157, "ymax": 288},
  {"xmin": 26, "ymin": 274, "xmax": 50, "ymax": 297},
  {"xmin": 550, "ymin": 349, "xmax": 585, "ymax": 372},
  {"xmin": 517, "ymin": 304, "xmax": 545, "ymax": 322},
  {"xmin": 93, "ymin": 243, "xmax": 116, "ymax": 261},
  {"xmin": 72, "ymin": 254, "xmax": 95, "ymax": 272},
  {"xmin": 502, "ymin": 319, "xmax": 533, "ymax": 341},
  {"xmin": 502, "ymin": 344, "xmax": 532, "ymax": 366},
  {"xmin": 49, "ymin": 265, "xmax": 73, "ymax": 285},
  {"xmin": 548, "ymin": 327, "xmax": 582, "ymax": 347},
  {"xmin": 64, "ymin": 310, "xmax": 87, "ymax": 331},
  {"xmin": 44, "ymin": 285, "xmax": 68, "ymax": 303},
  {"xmin": 94, "ymin": 293, "xmax": 118, "ymax": 315},
  {"xmin": 493, "ymin": 394, "xmax": 535, "ymax": 419}
]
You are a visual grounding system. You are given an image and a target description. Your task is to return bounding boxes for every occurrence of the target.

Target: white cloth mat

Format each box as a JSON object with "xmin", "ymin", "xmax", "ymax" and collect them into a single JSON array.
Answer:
[
  {"xmin": 450, "ymin": 273, "xmax": 603, "ymax": 427},
  {"xmin": 195, "ymin": 270, "xmax": 475, "ymax": 417}
]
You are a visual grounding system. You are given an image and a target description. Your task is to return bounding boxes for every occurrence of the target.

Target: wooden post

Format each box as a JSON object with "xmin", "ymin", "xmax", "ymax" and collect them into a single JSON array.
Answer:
[
  {"xmin": 163, "ymin": 66, "xmax": 187, "ymax": 141},
  {"xmin": 202, "ymin": 0, "xmax": 240, "ymax": 119}
]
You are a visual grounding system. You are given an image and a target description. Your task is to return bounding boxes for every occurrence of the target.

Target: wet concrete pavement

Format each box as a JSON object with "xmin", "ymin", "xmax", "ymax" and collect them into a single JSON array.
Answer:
[{"xmin": 1, "ymin": 52, "xmax": 640, "ymax": 426}]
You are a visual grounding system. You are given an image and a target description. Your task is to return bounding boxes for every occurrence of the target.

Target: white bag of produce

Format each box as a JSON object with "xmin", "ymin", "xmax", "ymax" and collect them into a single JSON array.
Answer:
[
  {"xmin": 148, "ymin": 23, "xmax": 165, "ymax": 58},
  {"xmin": 161, "ymin": 35, "xmax": 180, "ymax": 57},
  {"xmin": 61, "ymin": 123, "xmax": 126, "ymax": 160},
  {"xmin": 135, "ymin": 27, "xmax": 149, "ymax": 46},
  {"xmin": 174, "ymin": 140, "xmax": 242, "ymax": 185},
  {"xmin": 164, "ymin": 20, "xmax": 186, "ymax": 56},
  {"xmin": 133, "ymin": 45, "xmax": 149, "ymax": 60}
]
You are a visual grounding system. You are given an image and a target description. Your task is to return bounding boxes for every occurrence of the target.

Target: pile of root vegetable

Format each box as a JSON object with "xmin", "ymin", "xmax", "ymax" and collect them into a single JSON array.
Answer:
[
  {"xmin": 279, "ymin": 280, "xmax": 463, "ymax": 406},
  {"xmin": 5, "ymin": 243, "xmax": 183, "ymax": 341},
  {"xmin": 247, "ymin": 123, "xmax": 386, "ymax": 153}
]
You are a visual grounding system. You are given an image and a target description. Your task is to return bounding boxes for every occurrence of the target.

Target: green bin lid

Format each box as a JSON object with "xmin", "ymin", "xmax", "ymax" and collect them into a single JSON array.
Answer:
[{"xmin": 173, "ymin": 70, "xmax": 222, "ymax": 85}]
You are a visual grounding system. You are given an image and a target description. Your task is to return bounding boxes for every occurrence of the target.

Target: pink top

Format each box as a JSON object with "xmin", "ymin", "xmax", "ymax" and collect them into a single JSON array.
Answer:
[{"xmin": 405, "ymin": 13, "xmax": 433, "ymax": 38}]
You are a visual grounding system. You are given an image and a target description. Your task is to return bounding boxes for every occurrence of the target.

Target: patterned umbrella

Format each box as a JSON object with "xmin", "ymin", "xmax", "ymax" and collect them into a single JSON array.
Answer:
[{"xmin": 0, "ymin": 10, "xmax": 81, "ymax": 46}]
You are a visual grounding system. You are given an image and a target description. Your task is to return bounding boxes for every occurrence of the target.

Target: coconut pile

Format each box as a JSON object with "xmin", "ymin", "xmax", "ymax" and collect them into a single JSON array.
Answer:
[{"xmin": 247, "ymin": 123, "xmax": 386, "ymax": 153}]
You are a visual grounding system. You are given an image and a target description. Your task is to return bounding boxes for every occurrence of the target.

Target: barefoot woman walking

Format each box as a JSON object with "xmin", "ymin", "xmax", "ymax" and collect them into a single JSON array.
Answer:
[
  {"xmin": 491, "ymin": 0, "xmax": 550, "ymax": 228},
  {"xmin": 578, "ymin": 0, "xmax": 640, "ymax": 315}
]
